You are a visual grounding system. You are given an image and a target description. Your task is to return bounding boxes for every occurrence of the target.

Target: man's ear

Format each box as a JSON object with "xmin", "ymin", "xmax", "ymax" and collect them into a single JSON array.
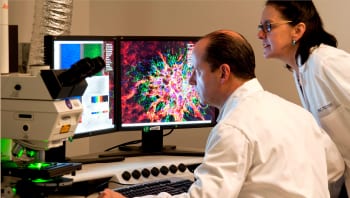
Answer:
[{"xmin": 220, "ymin": 64, "xmax": 230, "ymax": 83}]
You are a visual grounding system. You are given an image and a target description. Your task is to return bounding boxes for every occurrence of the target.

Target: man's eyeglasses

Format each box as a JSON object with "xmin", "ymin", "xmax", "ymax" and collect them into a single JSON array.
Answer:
[{"xmin": 258, "ymin": 21, "xmax": 292, "ymax": 33}]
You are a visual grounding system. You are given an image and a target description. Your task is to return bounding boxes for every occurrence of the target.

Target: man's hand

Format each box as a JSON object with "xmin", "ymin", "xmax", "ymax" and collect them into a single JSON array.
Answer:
[{"xmin": 98, "ymin": 189, "xmax": 126, "ymax": 198}]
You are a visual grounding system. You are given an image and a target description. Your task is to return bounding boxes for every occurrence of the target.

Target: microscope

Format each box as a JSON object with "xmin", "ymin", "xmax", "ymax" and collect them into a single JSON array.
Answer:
[{"xmin": 1, "ymin": 57, "xmax": 106, "ymax": 197}]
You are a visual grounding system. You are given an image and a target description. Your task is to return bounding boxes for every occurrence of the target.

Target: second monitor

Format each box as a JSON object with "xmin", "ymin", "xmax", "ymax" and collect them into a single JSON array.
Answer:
[{"xmin": 44, "ymin": 35, "xmax": 117, "ymax": 138}]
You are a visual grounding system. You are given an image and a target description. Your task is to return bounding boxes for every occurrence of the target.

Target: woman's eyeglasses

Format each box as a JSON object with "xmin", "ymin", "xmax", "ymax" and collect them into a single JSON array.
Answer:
[{"xmin": 258, "ymin": 21, "xmax": 292, "ymax": 33}]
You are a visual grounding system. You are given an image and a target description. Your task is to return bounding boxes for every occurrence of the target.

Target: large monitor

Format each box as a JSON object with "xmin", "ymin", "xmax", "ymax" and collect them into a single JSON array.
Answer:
[
  {"xmin": 44, "ymin": 35, "xmax": 117, "ymax": 139},
  {"xmin": 117, "ymin": 36, "xmax": 216, "ymax": 131},
  {"xmin": 100, "ymin": 36, "xmax": 217, "ymax": 157}
]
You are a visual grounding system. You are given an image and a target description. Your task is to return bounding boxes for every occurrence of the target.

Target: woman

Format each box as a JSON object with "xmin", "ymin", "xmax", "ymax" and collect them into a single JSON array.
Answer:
[{"xmin": 257, "ymin": 0, "xmax": 350, "ymax": 197}]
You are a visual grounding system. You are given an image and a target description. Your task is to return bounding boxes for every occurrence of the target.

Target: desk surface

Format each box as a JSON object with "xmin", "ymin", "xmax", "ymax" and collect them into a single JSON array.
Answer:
[{"xmin": 50, "ymin": 155, "xmax": 203, "ymax": 198}]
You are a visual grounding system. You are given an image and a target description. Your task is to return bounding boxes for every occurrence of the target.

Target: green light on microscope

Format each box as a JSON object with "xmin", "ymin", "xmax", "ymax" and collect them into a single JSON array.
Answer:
[
  {"xmin": 32, "ymin": 178, "xmax": 54, "ymax": 183},
  {"xmin": 16, "ymin": 148, "xmax": 24, "ymax": 158},
  {"xmin": 1, "ymin": 138, "xmax": 12, "ymax": 161},
  {"xmin": 12, "ymin": 187, "xmax": 17, "ymax": 194},
  {"xmin": 26, "ymin": 150, "xmax": 36, "ymax": 158},
  {"xmin": 27, "ymin": 162, "xmax": 51, "ymax": 170}
]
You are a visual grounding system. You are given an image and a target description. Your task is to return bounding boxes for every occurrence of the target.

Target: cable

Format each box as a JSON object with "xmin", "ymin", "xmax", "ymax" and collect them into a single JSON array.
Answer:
[
  {"xmin": 104, "ymin": 139, "xmax": 142, "ymax": 152},
  {"xmin": 108, "ymin": 180, "xmax": 135, "ymax": 186},
  {"xmin": 163, "ymin": 128, "xmax": 174, "ymax": 137}
]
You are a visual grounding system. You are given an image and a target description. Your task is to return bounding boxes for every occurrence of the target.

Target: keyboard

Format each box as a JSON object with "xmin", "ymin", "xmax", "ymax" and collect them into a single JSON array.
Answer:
[{"xmin": 114, "ymin": 178, "xmax": 193, "ymax": 197}]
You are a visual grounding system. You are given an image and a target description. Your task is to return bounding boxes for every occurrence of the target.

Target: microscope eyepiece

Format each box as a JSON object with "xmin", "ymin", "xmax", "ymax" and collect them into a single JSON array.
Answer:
[{"xmin": 58, "ymin": 57, "xmax": 106, "ymax": 86}]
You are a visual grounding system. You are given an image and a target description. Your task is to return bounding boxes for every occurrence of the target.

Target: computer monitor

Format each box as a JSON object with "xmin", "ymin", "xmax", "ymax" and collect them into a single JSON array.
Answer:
[
  {"xmin": 44, "ymin": 35, "xmax": 117, "ymax": 139},
  {"xmin": 117, "ymin": 36, "xmax": 216, "ymax": 130},
  {"xmin": 102, "ymin": 36, "xmax": 217, "ymax": 157}
]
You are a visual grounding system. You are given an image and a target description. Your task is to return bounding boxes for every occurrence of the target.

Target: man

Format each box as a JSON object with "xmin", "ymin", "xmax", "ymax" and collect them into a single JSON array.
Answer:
[{"xmin": 99, "ymin": 30, "xmax": 344, "ymax": 198}]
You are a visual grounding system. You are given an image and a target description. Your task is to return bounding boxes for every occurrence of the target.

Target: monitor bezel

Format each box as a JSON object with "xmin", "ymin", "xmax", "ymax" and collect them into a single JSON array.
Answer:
[
  {"xmin": 44, "ymin": 35, "xmax": 119, "ymax": 139},
  {"xmin": 115, "ymin": 35, "xmax": 217, "ymax": 131}
]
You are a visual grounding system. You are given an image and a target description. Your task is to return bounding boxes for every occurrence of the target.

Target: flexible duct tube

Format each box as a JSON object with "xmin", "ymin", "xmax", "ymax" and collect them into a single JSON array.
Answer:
[{"xmin": 27, "ymin": 0, "xmax": 73, "ymax": 69}]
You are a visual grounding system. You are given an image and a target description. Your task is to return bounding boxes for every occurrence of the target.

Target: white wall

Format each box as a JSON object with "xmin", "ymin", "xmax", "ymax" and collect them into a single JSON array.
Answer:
[{"xmin": 9, "ymin": 0, "xmax": 350, "ymax": 157}]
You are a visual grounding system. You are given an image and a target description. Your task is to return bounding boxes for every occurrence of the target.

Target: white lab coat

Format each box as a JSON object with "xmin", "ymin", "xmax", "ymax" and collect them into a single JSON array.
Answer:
[
  {"xmin": 294, "ymin": 44, "xmax": 350, "ymax": 195},
  {"xmin": 139, "ymin": 79, "xmax": 344, "ymax": 198}
]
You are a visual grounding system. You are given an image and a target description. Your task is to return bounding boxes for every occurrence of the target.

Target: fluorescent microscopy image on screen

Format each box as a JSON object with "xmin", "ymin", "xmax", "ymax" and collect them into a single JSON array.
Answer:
[{"xmin": 120, "ymin": 39, "xmax": 214, "ymax": 128}]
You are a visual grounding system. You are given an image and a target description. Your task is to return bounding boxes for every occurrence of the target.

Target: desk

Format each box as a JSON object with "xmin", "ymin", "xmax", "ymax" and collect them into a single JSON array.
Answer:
[{"xmin": 49, "ymin": 155, "xmax": 203, "ymax": 198}]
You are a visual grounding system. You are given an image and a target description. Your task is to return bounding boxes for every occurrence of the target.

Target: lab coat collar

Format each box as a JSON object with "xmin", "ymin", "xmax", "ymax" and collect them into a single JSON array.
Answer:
[
  {"xmin": 297, "ymin": 44, "xmax": 320, "ymax": 72},
  {"xmin": 217, "ymin": 78, "xmax": 264, "ymax": 121}
]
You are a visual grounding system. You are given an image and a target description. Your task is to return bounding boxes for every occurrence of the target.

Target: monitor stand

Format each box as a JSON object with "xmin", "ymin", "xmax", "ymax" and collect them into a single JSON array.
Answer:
[{"xmin": 98, "ymin": 127, "xmax": 204, "ymax": 158}]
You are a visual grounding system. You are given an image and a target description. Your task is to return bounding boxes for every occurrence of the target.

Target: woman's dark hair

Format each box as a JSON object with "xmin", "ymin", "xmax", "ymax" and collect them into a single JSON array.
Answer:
[
  {"xmin": 266, "ymin": 0, "xmax": 337, "ymax": 67},
  {"xmin": 203, "ymin": 31, "xmax": 256, "ymax": 80}
]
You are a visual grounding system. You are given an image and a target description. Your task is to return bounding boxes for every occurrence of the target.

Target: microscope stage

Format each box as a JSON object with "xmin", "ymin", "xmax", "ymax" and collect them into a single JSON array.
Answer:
[{"xmin": 1, "ymin": 161, "xmax": 82, "ymax": 179}]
